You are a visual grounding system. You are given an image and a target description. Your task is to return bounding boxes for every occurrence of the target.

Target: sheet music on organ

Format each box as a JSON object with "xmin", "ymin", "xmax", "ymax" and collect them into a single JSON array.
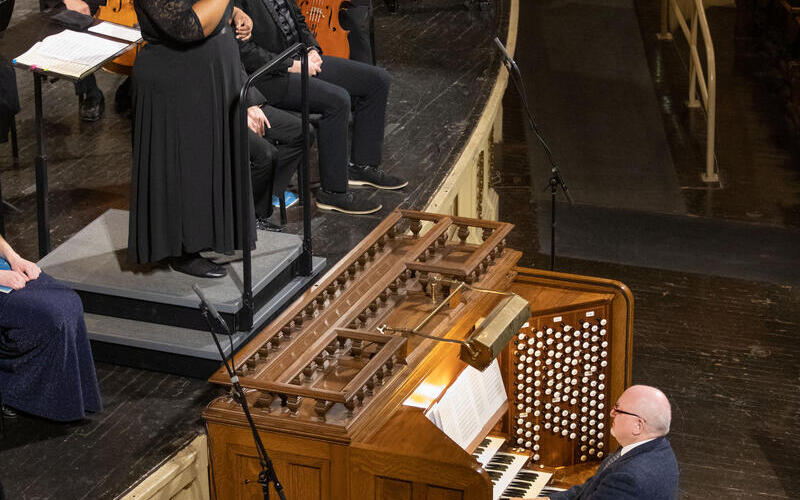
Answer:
[
  {"xmin": 425, "ymin": 360, "xmax": 507, "ymax": 450},
  {"xmin": 88, "ymin": 21, "xmax": 142, "ymax": 43},
  {"xmin": 14, "ymin": 30, "xmax": 128, "ymax": 78}
]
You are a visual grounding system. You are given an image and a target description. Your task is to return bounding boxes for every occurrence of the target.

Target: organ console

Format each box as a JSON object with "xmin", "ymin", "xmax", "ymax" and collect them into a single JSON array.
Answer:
[{"xmin": 203, "ymin": 209, "xmax": 633, "ymax": 499}]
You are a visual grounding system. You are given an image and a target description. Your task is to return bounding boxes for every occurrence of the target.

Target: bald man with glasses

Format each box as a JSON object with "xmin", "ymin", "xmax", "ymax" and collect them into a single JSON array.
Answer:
[{"xmin": 538, "ymin": 385, "xmax": 679, "ymax": 500}]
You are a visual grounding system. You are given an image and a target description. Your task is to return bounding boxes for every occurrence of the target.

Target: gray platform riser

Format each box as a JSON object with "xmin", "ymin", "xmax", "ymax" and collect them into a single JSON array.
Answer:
[{"xmin": 78, "ymin": 256, "xmax": 303, "ymax": 332}]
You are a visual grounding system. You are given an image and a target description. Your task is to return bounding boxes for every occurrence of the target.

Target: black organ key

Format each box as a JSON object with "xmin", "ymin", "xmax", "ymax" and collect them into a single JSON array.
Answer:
[{"xmin": 516, "ymin": 471, "xmax": 540, "ymax": 481}]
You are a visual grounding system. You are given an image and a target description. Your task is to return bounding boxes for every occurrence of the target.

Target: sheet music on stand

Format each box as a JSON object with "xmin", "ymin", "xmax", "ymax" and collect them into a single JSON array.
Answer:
[
  {"xmin": 13, "ymin": 29, "xmax": 131, "ymax": 79},
  {"xmin": 425, "ymin": 360, "xmax": 507, "ymax": 450}
]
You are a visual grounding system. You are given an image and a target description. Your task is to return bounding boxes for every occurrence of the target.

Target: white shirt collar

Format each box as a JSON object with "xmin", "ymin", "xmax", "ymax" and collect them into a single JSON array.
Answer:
[{"xmin": 620, "ymin": 437, "xmax": 657, "ymax": 456}]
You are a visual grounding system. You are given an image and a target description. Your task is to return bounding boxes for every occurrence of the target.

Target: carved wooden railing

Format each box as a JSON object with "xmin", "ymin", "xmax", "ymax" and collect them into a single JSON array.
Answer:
[{"xmin": 208, "ymin": 209, "xmax": 514, "ymax": 427}]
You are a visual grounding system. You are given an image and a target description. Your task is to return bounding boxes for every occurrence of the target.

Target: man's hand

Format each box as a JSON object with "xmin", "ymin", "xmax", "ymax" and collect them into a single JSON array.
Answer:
[
  {"xmin": 0, "ymin": 270, "xmax": 28, "ymax": 290},
  {"xmin": 288, "ymin": 58, "xmax": 322, "ymax": 76},
  {"xmin": 247, "ymin": 105, "xmax": 271, "ymax": 136},
  {"xmin": 231, "ymin": 7, "xmax": 253, "ymax": 41},
  {"xmin": 308, "ymin": 49, "xmax": 322, "ymax": 67},
  {"xmin": 7, "ymin": 255, "xmax": 41, "ymax": 281},
  {"xmin": 63, "ymin": 0, "xmax": 91, "ymax": 15}
]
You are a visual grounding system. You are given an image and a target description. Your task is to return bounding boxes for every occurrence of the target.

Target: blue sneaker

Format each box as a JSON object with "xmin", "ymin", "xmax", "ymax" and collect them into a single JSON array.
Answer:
[{"xmin": 272, "ymin": 191, "xmax": 299, "ymax": 208}]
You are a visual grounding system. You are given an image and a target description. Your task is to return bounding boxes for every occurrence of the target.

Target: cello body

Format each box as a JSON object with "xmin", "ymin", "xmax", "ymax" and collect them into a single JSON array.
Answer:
[
  {"xmin": 297, "ymin": 0, "xmax": 350, "ymax": 59},
  {"xmin": 95, "ymin": 0, "xmax": 141, "ymax": 74}
]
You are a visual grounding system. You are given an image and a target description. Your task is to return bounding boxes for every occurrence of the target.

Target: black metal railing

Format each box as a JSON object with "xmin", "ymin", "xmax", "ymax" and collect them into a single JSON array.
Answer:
[{"xmin": 237, "ymin": 43, "xmax": 313, "ymax": 330}]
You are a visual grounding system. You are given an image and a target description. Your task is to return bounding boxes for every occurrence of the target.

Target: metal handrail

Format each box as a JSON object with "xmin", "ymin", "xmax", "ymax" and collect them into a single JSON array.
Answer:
[
  {"xmin": 238, "ymin": 43, "xmax": 312, "ymax": 330},
  {"xmin": 660, "ymin": 0, "xmax": 719, "ymax": 183}
]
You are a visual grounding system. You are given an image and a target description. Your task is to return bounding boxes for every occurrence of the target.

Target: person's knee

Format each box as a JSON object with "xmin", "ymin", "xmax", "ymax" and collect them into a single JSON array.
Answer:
[
  {"xmin": 37, "ymin": 289, "xmax": 83, "ymax": 334},
  {"xmin": 372, "ymin": 66, "xmax": 391, "ymax": 93},
  {"xmin": 324, "ymin": 87, "xmax": 351, "ymax": 118}
]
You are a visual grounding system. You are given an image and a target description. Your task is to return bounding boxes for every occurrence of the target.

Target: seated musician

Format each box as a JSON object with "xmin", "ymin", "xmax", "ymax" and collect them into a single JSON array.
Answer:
[
  {"xmin": 236, "ymin": 0, "xmax": 406, "ymax": 215},
  {"xmin": 0, "ymin": 235, "xmax": 102, "ymax": 421},
  {"xmin": 539, "ymin": 385, "xmax": 678, "ymax": 500},
  {"xmin": 246, "ymin": 84, "xmax": 315, "ymax": 231}
]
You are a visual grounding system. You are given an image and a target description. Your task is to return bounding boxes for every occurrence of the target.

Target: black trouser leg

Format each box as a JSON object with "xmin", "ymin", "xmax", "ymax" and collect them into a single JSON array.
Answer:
[
  {"xmin": 248, "ymin": 129, "xmax": 277, "ymax": 219},
  {"xmin": 314, "ymin": 56, "xmax": 389, "ymax": 166},
  {"xmin": 74, "ymin": 73, "xmax": 101, "ymax": 96},
  {"xmin": 262, "ymin": 106, "xmax": 313, "ymax": 195},
  {"xmin": 274, "ymin": 74, "xmax": 351, "ymax": 193},
  {"xmin": 341, "ymin": 3, "xmax": 372, "ymax": 64}
]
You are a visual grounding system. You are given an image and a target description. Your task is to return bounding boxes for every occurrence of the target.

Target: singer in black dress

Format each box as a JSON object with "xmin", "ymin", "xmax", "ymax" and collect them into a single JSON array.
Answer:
[{"xmin": 129, "ymin": 0, "xmax": 254, "ymax": 278}]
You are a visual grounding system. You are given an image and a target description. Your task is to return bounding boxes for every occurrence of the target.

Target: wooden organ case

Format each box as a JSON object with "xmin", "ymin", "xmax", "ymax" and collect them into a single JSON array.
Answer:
[{"xmin": 203, "ymin": 210, "xmax": 633, "ymax": 500}]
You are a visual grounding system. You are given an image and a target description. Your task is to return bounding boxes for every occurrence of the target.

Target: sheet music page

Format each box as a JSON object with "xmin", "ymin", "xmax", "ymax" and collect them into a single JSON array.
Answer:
[
  {"xmin": 15, "ymin": 30, "xmax": 128, "ymax": 76},
  {"xmin": 437, "ymin": 372, "xmax": 482, "ymax": 449},
  {"xmin": 88, "ymin": 22, "xmax": 142, "ymax": 43},
  {"xmin": 428, "ymin": 360, "xmax": 508, "ymax": 450},
  {"xmin": 14, "ymin": 43, "xmax": 89, "ymax": 78}
]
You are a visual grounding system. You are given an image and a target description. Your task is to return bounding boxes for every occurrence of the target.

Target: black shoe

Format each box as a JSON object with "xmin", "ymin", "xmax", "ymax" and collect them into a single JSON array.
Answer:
[
  {"xmin": 1, "ymin": 405, "xmax": 17, "ymax": 418},
  {"xmin": 79, "ymin": 92, "xmax": 105, "ymax": 122},
  {"xmin": 256, "ymin": 217, "xmax": 283, "ymax": 232},
  {"xmin": 348, "ymin": 164, "xmax": 408, "ymax": 190},
  {"xmin": 316, "ymin": 190, "xmax": 382, "ymax": 215},
  {"xmin": 170, "ymin": 254, "xmax": 227, "ymax": 278}
]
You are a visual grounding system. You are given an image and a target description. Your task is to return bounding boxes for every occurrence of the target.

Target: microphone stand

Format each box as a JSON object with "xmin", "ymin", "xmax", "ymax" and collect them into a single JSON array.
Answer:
[
  {"xmin": 493, "ymin": 38, "xmax": 573, "ymax": 271},
  {"xmin": 193, "ymin": 285, "xmax": 287, "ymax": 500}
]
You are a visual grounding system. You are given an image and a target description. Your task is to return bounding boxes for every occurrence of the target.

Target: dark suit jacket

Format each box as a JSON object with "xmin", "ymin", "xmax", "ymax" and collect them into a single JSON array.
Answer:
[
  {"xmin": 548, "ymin": 437, "xmax": 679, "ymax": 500},
  {"xmin": 235, "ymin": 0, "xmax": 321, "ymax": 103}
]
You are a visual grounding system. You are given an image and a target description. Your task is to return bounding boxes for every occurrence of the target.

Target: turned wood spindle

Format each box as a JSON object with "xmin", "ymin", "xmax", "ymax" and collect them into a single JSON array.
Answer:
[
  {"xmin": 457, "ymin": 224, "xmax": 470, "ymax": 244},
  {"xmin": 287, "ymin": 395, "xmax": 302, "ymax": 415},
  {"xmin": 344, "ymin": 398, "xmax": 356, "ymax": 417},
  {"xmin": 419, "ymin": 272, "xmax": 429, "ymax": 293},
  {"xmin": 314, "ymin": 399, "xmax": 329, "ymax": 421},
  {"xmin": 365, "ymin": 378, "xmax": 375, "ymax": 396},
  {"xmin": 305, "ymin": 302, "xmax": 316, "ymax": 317},
  {"xmin": 254, "ymin": 392, "xmax": 274, "ymax": 411},
  {"xmin": 409, "ymin": 218, "xmax": 422, "ymax": 238},
  {"xmin": 482, "ymin": 227, "xmax": 493, "ymax": 241}
]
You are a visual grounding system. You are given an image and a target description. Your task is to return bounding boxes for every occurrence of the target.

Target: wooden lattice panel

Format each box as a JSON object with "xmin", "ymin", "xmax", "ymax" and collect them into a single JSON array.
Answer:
[{"xmin": 507, "ymin": 303, "xmax": 614, "ymax": 466}]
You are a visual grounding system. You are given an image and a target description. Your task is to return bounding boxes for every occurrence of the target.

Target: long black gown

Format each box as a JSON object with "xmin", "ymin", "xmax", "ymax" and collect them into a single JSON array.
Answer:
[{"xmin": 129, "ymin": 0, "xmax": 254, "ymax": 264}]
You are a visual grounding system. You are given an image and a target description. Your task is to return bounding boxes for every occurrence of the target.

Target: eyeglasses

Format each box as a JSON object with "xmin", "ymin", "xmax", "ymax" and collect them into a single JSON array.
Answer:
[{"xmin": 612, "ymin": 404, "xmax": 646, "ymax": 422}]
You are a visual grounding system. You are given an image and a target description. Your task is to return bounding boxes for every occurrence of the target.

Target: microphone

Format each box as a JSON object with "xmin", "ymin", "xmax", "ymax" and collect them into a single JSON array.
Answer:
[
  {"xmin": 493, "ymin": 37, "xmax": 513, "ymax": 64},
  {"xmin": 192, "ymin": 284, "xmax": 225, "ymax": 328}
]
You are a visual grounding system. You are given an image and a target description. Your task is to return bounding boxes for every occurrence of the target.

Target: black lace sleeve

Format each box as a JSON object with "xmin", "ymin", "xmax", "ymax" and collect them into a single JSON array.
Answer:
[{"xmin": 135, "ymin": 0, "xmax": 205, "ymax": 43}]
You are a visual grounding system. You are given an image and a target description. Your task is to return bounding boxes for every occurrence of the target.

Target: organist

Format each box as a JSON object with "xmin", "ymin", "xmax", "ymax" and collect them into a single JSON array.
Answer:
[{"xmin": 537, "ymin": 385, "xmax": 679, "ymax": 500}]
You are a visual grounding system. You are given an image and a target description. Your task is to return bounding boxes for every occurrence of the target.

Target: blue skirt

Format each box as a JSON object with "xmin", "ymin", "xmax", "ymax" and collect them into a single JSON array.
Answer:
[{"xmin": 0, "ymin": 273, "xmax": 102, "ymax": 421}]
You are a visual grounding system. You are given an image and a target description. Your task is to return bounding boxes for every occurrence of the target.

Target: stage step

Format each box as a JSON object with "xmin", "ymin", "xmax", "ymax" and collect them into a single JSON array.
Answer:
[
  {"xmin": 84, "ymin": 255, "xmax": 326, "ymax": 378},
  {"xmin": 39, "ymin": 209, "xmax": 327, "ymax": 377},
  {"xmin": 39, "ymin": 209, "xmax": 322, "ymax": 331}
]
